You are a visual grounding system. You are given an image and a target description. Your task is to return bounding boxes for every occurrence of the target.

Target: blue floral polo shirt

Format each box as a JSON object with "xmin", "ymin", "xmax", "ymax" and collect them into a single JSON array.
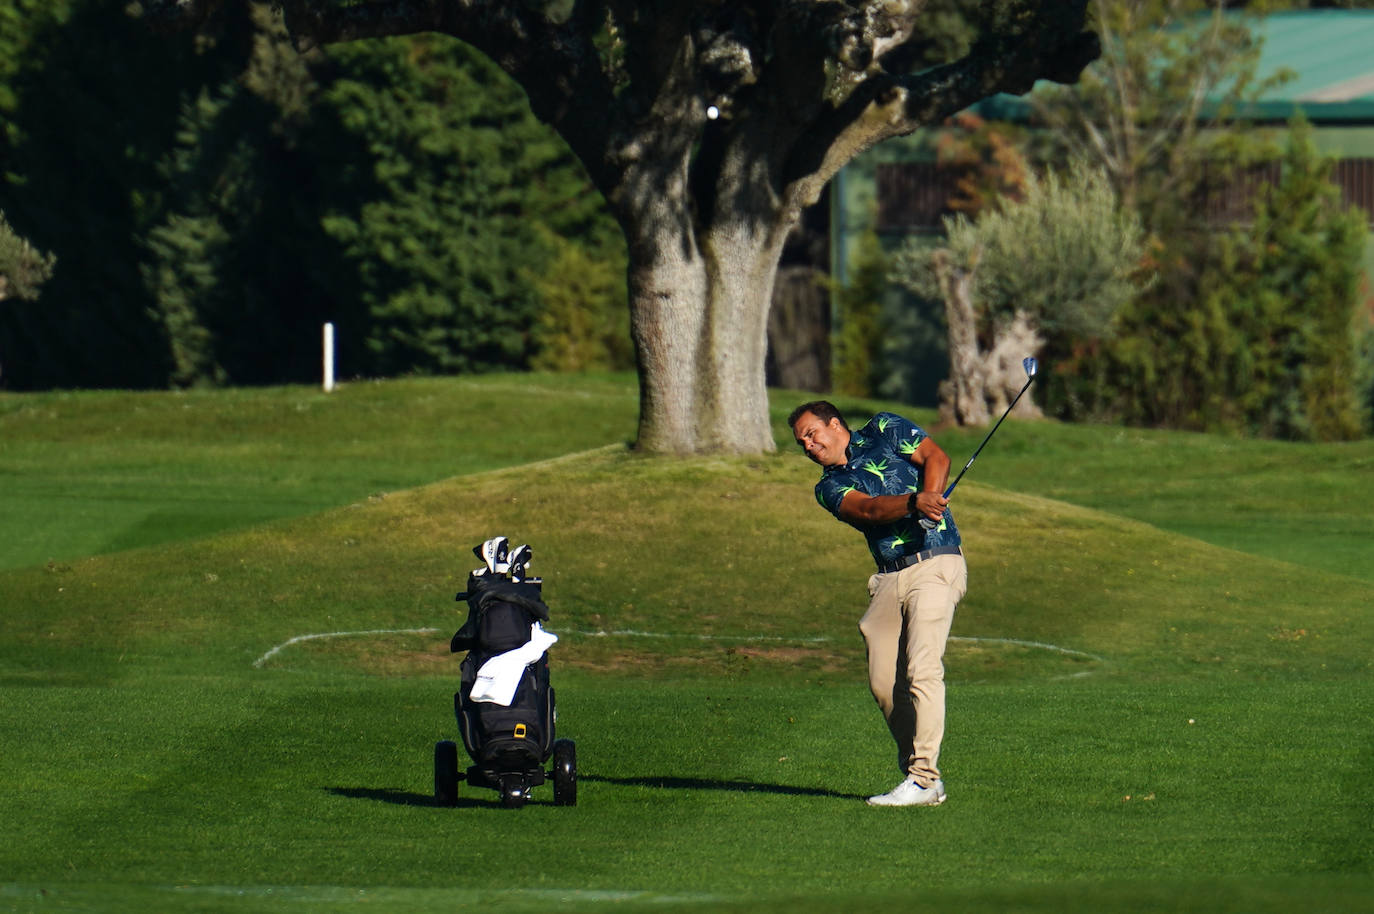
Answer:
[{"xmin": 813, "ymin": 411, "xmax": 961, "ymax": 569}]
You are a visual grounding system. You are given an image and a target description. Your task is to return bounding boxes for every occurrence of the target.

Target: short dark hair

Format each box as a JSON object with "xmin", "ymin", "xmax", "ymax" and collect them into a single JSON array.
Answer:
[{"xmin": 788, "ymin": 400, "xmax": 848, "ymax": 432}]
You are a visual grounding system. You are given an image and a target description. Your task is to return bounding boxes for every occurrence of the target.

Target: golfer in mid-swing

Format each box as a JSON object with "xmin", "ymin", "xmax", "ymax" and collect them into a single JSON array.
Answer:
[{"xmin": 789, "ymin": 400, "xmax": 968, "ymax": 807}]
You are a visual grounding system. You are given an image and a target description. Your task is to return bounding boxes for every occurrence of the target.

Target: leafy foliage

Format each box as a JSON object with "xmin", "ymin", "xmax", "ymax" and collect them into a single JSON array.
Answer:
[
  {"xmin": 140, "ymin": 3, "xmax": 326, "ymax": 387},
  {"xmin": 1022, "ymin": 0, "xmax": 1371, "ymax": 439},
  {"xmin": 313, "ymin": 37, "xmax": 532, "ymax": 374},
  {"xmin": 530, "ymin": 230, "xmax": 632, "ymax": 373},
  {"xmin": 892, "ymin": 162, "xmax": 1147, "ymax": 346},
  {"xmin": 1108, "ymin": 118, "xmax": 1368, "ymax": 439},
  {"xmin": 0, "ymin": 0, "xmax": 225, "ymax": 388},
  {"xmin": 0, "ymin": 0, "xmax": 60, "ymax": 147},
  {"xmin": 1361, "ymin": 315, "xmax": 1374, "ymax": 427},
  {"xmin": 1031, "ymin": 0, "xmax": 1284, "ymax": 218},
  {"xmin": 830, "ymin": 230, "xmax": 890, "ymax": 397},
  {"xmin": 309, "ymin": 32, "xmax": 621, "ymax": 377},
  {"xmin": 0, "ymin": 209, "xmax": 55, "ymax": 304},
  {"xmin": 0, "ymin": 0, "xmax": 625, "ymax": 388},
  {"xmin": 934, "ymin": 112, "xmax": 1031, "ymax": 217}
]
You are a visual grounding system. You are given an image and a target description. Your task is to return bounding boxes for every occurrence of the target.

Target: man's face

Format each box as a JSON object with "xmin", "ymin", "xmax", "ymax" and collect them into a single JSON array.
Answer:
[{"xmin": 792, "ymin": 412, "xmax": 849, "ymax": 467}]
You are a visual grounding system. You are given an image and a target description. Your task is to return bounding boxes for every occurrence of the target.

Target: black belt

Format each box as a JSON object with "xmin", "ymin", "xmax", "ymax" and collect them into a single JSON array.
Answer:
[{"xmin": 876, "ymin": 545, "xmax": 962, "ymax": 574}]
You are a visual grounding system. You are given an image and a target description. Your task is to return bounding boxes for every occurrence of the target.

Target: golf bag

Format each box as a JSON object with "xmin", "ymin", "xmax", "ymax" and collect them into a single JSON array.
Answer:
[
  {"xmin": 450, "ymin": 574, "xmax": 555, "ymax": 773},
  {"xmin": 435, "ymin": 537, "xmax": 576, "ymax": 808}
]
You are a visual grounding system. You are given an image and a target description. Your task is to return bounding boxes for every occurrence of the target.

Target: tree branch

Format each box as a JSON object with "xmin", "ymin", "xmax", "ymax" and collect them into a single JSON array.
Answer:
[
  {"xmin": 140, "ymin": 0, "xmax": 227, "ymax": 32},
  {"xmin": 785, "ymin": 3, "xmax": 1098, "ymax": 193}
]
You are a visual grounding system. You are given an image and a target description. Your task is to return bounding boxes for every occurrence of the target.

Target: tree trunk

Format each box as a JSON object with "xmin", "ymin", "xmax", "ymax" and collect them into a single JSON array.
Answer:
[
  {"xmin": 985, "ymin": 311, "xmax": 1044, "ymax": 419},
  {"xmin": 934, "ymin": 249, "xmax": 1043, "ymax": 426},
  {"xmin": 701, "ymin": 225, "xmax": 782, "ymax": 454},
  {"xmin": 933, "ymin": 248, "xmax": 989, "ymax": 426},
  {"xmin": 627, "ymin": 254, "xmax": 708, "ymax": 455},
  {"xmin": 627, "ymin": 222, "xmax": 781, "ymax": 455}
]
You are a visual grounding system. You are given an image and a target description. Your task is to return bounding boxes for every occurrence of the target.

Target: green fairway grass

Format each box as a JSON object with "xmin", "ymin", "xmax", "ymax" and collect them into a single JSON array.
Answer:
[
  {"xmin": 0, "ymin": 373, "xmax": 638, "ymax": 572},
  {"xmin": 2, "ymin": 377, "xmax": 1371, "ymax": 912}
]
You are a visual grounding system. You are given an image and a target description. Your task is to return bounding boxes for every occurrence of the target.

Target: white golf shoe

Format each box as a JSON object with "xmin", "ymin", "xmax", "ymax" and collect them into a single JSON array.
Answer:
[{"xmin": 866, "ymin": 777, "xmax": 947, "ymax": 807}]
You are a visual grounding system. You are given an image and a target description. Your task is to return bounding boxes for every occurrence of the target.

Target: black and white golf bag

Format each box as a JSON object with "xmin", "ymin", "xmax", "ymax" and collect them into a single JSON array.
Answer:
[
  {"xmin": 450, "ymin": 573, "xmax": 556, "ymax": 773},
  {"xmin": 436, "ymin": 536, "xmax": 575, "ymax": 808}
]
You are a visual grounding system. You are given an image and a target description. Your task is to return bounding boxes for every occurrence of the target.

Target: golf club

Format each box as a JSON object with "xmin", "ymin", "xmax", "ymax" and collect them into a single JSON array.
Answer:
[{"xmin": 919, "ymin": 356, "xmax": 1039, "ymax": 530}]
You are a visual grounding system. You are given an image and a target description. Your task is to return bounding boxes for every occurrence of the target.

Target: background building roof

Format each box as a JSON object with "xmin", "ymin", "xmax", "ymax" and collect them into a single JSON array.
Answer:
[
  {"xmin": 971, "ymin": 10, "xmax": 1374, "ymax": 124},
  {"xmin": 1244, "ymin": 10, "xmax": 1374, "ymax": 121}
]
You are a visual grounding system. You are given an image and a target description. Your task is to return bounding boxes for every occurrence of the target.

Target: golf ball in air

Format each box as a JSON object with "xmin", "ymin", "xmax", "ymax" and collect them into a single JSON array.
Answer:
[{"xmin": 706, "ymin": 105, "xmax": 720, "ymax": 120}]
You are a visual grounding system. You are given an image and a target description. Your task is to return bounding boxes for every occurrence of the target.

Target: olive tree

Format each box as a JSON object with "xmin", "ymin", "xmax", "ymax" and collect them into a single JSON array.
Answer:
[
  {"xmin": 892, "ymin": 163, "xmax": 1147, "ymax": 425},
  {"xmin": 144, "ymin": 0, "xmax": 1099, "ymax": 453}
]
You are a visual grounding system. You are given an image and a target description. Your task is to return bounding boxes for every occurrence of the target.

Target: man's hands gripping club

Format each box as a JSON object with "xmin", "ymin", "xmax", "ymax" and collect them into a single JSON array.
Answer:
[{"xmin": 909, "ymin": 490, "xmax": 951, "ymax": 527}]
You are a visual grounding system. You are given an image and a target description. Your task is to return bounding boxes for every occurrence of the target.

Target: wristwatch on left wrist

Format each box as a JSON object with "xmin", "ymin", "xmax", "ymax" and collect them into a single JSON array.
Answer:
[{"xmin": 907, "ymin": 492, "xmax": 919, "ymax": 516}]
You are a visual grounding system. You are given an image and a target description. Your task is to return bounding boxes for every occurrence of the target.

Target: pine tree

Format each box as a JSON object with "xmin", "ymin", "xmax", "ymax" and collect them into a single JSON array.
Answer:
[
  {"xmin": 139, "ymin": 2, "xmax": 328, "ymax": 387},
  {"xmin": 1208, "ymin": 117, "xmax": 1367, "ymax": 440},
  {"xmin": 311, "ymin": 34, "xmax": 612, "ymax": 376},
  {"xmin": 0, "ymin": 0, "xmax": 238, "ymax": 388}
]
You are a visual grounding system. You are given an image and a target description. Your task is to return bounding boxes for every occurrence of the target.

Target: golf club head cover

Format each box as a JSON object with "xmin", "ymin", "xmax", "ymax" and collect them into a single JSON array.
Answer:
[
  {"xmin": 507, "ymin": 544, "xmax": 532, "ymax": 580},
  {"xmin": 479, "ymin": 536, "xmax": 510, "ymax": 574}
]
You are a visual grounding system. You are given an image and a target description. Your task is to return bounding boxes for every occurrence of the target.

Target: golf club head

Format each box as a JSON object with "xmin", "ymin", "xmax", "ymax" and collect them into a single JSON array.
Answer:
[{"xmin": 1023, "ymin": 356, "xmax": 1038, "ymax": 379}]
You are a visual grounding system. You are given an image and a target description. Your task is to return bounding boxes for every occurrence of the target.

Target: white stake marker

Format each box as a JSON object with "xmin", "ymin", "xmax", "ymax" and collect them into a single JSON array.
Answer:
[{"xmin": 323, "ymin": 322, "xmax": 336, "ymax": 392}]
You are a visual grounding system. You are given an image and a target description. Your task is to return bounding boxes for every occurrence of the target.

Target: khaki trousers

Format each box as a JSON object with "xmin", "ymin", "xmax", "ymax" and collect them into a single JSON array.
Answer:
[{"xmin": 859, "ymin": 553, "xmax": 967, "ymax": 787}]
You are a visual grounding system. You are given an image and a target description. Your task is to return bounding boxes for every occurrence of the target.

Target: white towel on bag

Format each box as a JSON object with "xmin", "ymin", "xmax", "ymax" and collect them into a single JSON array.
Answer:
[{"xmin": 469, "ymin": 622, "xmax": 558, "ymax": 706}]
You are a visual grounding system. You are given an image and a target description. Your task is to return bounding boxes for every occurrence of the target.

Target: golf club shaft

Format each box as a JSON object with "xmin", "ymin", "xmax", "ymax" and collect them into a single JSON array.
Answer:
[
  {"xmin": 917, "ymin": 370, "xmax": 1037, "ymax": 531},
  {"xmin": 942, "ymin": 374, "xmax": 1035, "ymax": 499}
]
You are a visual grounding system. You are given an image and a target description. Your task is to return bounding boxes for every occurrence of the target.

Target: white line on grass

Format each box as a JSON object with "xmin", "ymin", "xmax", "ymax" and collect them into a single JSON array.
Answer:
[
  {"xmin": 252, "ymin": 628, "xmax": 440, "ymax": 668},
  {"xmin": 565, "ymin": 628, "xmax": 834, "ymax": 643},
  {"xmin": 950, "ymin": 636, "xmax": 1105, "ymax": 663},
  {"xmin": 253, "ymin": 627, "xmax": 1103, "ymax": 667}
]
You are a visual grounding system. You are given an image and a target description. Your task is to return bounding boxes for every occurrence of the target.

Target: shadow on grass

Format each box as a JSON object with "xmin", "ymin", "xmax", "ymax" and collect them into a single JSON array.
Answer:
[
  {"xmin": 326, "ymin": 786, "xmax": 474, "ymax": 808},
  {"xmin": 327, "ymin": 785, "xmax": 572, "ymax": 808},
  {"xmin": 581, "ymin": 774, "xmax": 865, "ymax": 800},
  {"xmin": 328, "ymin": 777, "xmax": 866, "ymax": 806}
]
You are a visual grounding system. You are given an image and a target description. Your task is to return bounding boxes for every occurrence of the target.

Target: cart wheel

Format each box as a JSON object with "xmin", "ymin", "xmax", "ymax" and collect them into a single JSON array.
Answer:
[
  {"xmin": 434, "ymin": 740, "xmax": 460, "ymax": 807},
  {"xmin": 499, "ymin": 774, "xmax": 529, "ymax": 809},
  {"xmin": 552, "ymin": 738, "xmax": 577, "ymax": 807}
]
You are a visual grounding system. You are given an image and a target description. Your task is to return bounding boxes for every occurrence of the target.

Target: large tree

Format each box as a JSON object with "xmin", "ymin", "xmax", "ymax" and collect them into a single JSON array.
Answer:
[{"xmin": 145, "ymin": 0, "xmax": 1098, "ymax": 454}]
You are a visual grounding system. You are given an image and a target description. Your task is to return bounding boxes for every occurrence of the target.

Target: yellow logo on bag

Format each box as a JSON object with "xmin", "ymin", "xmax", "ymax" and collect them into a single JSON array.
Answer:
[{"xmin": 514, "ymin": 723, "xmax": 527, "ymax": 738}]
